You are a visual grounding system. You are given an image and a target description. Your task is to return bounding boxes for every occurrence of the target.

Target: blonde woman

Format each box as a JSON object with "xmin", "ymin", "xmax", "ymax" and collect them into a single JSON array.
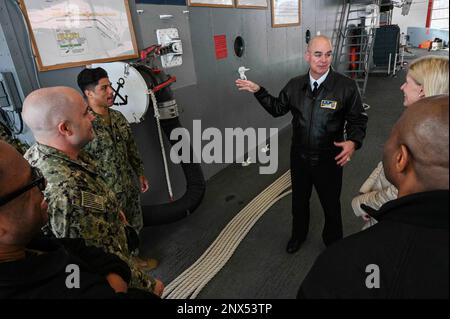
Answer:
[{"xmin": 352, "ymin": 55, "xmax": 449, "ymax": 228}]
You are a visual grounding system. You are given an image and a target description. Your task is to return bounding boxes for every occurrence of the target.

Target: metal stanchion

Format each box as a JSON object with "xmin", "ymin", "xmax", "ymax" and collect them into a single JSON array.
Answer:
[
  {"xmin": 388, "ymin": 53, "xmax": 392, "ymax": 75},
  {"xmin": 401, "ymin": 47, "xmax": 405, "ymax": 68},
  {"xmin": 393, "ymin": 53, "xmax": 398, "ymax": 76}
]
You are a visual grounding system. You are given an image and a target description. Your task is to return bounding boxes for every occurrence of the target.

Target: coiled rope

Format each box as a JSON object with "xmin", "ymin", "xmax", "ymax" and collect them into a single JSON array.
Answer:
[{"xmin": 163, "ymin": 170, "xmax": 292, "ymax": 299}]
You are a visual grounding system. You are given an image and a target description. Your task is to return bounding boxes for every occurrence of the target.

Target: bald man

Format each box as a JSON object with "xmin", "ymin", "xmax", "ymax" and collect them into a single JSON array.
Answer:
[
  {"xmin": 0, "ymin": 141, "xmax": 157, "ymax": 299},
  {"xmin": 299, "ymin": 95, "xmax": 449, "ymax": 299},
  {"xmin": 236, "ymin": 35, "xmax": 368, "ymax": 252},
  {"xmin": 22, "ymin": 87, "xmax": 163, "ymax": 296}
]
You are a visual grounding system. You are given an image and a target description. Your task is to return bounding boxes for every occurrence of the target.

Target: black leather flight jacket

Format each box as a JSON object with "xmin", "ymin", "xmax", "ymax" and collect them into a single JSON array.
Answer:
[{"xmin": 254, "ymin": 68, "xmax": 368, "ymax": 159}]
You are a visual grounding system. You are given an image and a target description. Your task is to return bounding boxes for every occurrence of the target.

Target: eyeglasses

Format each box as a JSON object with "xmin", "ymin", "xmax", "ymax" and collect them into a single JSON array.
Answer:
[{"xmin": 0, "ymin": 167, "xmax": 46, "ymax": 207}]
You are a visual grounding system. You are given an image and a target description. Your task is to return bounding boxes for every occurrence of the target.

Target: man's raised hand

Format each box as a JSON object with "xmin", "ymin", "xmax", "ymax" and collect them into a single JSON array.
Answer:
[{"xmin": 235, "ymin": 79, "xmax": 260, "ymax": 93}]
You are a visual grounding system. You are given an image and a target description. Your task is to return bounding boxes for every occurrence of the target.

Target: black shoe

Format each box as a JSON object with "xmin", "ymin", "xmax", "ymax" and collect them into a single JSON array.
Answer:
[{"xmin": 286, "ymin": 237, "xmax": 303, "ymax": 254}]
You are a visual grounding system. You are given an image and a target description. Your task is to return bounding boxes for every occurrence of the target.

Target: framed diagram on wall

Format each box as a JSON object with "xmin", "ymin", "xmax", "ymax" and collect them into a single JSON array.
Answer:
[
  {"xmin": 19, "ymin": 0, "xmax": 139, "ymax": 71},
  {"xmin": 235, "ymin": 0, "xmax": 268, "ymax": 9},
  {"xmin": 187, "ymin": 0, "xmax": 234, "ymax": 7},
  {"xmin": 271, "ymin": 0, "xmax": 301, "ymax": 27}
]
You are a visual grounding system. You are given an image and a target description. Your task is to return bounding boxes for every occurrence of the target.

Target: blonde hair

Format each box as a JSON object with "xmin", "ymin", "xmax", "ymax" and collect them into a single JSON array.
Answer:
[{"xmin": 408, "ymin": 56, "xmax": 449, "ymax": 97}]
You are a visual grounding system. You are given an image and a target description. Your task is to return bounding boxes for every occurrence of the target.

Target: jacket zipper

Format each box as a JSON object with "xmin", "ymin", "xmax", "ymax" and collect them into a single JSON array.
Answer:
[{"xmin": 307, "ymin": 91, "xmax": 316, "ymax": 151}]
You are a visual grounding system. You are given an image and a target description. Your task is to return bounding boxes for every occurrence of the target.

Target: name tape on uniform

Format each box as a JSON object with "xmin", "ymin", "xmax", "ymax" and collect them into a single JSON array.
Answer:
[{"xmin": 320, "ymin": 100, "xmax": 338, "ymax": 110}]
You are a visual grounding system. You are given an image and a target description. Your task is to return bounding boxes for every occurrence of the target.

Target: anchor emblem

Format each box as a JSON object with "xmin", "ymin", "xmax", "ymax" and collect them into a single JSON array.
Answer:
[{"xmin": 112, "ymin": 78, "xmax": 128, "ymax": 106}]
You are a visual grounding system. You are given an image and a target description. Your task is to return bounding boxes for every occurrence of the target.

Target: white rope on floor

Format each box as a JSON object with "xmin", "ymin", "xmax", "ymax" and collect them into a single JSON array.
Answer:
[{"xmin": 163, "ymin": 170, "xmax": 292, "ymax": 299}]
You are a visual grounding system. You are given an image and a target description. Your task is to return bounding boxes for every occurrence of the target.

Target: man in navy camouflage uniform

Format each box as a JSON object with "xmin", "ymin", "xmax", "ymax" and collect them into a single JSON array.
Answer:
[
  {"xmin": 77, "ymin": 68, "xmax": 149, "ymax": 235},
  {"xmin": 22, "ymin": 86, "xmax": 163, "ymax": 296}
]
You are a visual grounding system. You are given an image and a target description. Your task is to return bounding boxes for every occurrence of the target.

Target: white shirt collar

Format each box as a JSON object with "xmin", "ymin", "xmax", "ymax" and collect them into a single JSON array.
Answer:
[{"xmin": 309, "ymin": 68, "xmax": 330, "ymax": 91}]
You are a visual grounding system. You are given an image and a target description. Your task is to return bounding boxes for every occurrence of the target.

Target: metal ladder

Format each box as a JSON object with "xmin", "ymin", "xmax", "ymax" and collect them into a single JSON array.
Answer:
[{"xmin": 334, "ymin": 0, "xmax": 381, "ymax": 100}]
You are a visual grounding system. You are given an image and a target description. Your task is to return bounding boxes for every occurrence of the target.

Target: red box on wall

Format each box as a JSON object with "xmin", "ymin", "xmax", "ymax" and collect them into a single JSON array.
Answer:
[{"xmin": 214, "ymin": 35, "xmax": 228, "ymax": 60}]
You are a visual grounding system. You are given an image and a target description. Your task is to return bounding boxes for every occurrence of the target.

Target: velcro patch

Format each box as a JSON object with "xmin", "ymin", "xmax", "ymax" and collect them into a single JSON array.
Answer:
[
  {"xmin": 320, "ymin": 100, "xmax": 338, "ymax": 110},
  {"xmin": 81, "ymin": 191, "xmax": 105, "ymax": 211}
]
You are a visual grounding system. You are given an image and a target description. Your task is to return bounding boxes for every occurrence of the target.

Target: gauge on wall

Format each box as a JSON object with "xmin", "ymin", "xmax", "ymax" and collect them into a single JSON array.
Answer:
[{"xmin": 156, "ymin": 28, "xmax": 183, "ymax": 68}]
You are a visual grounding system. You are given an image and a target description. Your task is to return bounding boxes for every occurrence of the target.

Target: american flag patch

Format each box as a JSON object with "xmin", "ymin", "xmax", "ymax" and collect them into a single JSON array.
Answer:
[{"xmin": 81, "ymin": 191, "xmax": 105, "ymax": 211}]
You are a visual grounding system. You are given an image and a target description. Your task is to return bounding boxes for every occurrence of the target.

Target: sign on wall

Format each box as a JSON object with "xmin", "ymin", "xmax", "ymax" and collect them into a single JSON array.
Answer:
[
  {"xmin": 271, "ymin": 0, "xmax": 300, "ymax": 27},
  {"xmin": 187, "ymin": 0, "xmax": 234, "ymax": 7},
  {"xmin": 236, "ymin": 0, "xmax": 268, "ymax": 8},
  {"xmin": 19, "ymin": 0, "xmax": 139, "ymax": 71},
  {"xmin": 214, "ymin": 35, "xmax": 228, "ymax": 59}
]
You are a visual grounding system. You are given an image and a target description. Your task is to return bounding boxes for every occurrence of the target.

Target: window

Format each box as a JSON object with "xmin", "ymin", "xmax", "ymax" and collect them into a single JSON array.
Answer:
[{"xmin": 430, "ymin": 0, "xmax": 449, "ymax": 30}]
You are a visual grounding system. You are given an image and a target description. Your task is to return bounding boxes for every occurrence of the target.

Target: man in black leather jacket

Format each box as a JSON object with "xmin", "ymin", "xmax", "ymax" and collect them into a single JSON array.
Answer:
[{"xmin": 236, "ymin": 35, "xmax": 368, "ymax": 253}]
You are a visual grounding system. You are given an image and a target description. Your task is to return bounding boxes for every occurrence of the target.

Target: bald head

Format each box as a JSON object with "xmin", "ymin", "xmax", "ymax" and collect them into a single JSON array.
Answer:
[
  {"xmin": 22, "ymin": 86, "xmax": 94, "ymax": 154},
  {"xmin": 305, "ymin": 35, "xmax": 333, "ymax": 79},
  {"xmin": 307, "ymin": 35, "xmax": 333, "ymax": 51},
  {"xmin": 23, "ymin": 87, "xmax": 84, "ymax": 139},
  {"xmin": 383, "ymin": 95, "xmax": 449, "ymax": 194},
  {"xmin": 399, "ymin": 95, "xmax": 449, "ymax": 168}
]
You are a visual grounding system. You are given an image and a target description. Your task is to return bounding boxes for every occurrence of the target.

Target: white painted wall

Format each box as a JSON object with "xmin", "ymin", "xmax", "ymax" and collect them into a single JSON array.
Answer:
[{"xmin": 392, "ymin": 0, "xmax": 429, "ymax": 34}]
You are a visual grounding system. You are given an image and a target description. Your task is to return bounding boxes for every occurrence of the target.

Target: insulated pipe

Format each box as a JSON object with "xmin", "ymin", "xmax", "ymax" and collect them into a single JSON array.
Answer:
[
  {"xmin": 142, "ymin": 118, "xmax": 206, "ymax": 226},
  {"xmin": 142, "ymin": 117, "xmax": 206, "ymax": 226},
  {"xmin": 134, "ymin": 65, "xmax": 206, "ymax": 226}
]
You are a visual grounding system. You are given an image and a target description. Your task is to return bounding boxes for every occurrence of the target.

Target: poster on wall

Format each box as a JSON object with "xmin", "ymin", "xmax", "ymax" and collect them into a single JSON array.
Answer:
[
  {"xmin": 236, "ymin": 0, "xmax": 268, "ymax": 8},
  {"xmin": 271, "ymin": 0, "xmax": 300, "ymax": 27},
  {"xmin": 19, "ymin": 0, "xmax": 139, "ymax": 71},
  {"xmin": 187, "ymin": 0, "xmax": 234, "ymax": 7}
]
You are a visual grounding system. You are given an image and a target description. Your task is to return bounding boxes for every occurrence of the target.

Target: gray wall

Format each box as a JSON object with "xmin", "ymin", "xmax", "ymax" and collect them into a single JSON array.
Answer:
[
  {"xmin": 392, "ymin": 0, "xmax": 428, "ymax": 34},
  {"xmin": 0, "ymin": 0, "xmax": 343, "ymax": 205}
]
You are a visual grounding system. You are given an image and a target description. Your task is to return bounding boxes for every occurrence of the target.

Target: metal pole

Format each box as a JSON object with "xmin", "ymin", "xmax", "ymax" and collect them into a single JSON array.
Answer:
[
  {"xmin": 393, "ymin": 53, "xmax": 398, "ymax": 75},
  {"xmin": 388, "ymin": 53, "xmax": 392, "ymax": 75},
  {"xmin": 401, "ymin": 47, "xmax": 404, "ymax": 69}
]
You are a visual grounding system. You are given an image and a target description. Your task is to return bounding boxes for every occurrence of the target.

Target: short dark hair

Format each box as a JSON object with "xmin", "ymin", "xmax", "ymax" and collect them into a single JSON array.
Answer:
[{"xmin": 77, "ymin": 67, "xmax": 109, "ymax": 96}]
